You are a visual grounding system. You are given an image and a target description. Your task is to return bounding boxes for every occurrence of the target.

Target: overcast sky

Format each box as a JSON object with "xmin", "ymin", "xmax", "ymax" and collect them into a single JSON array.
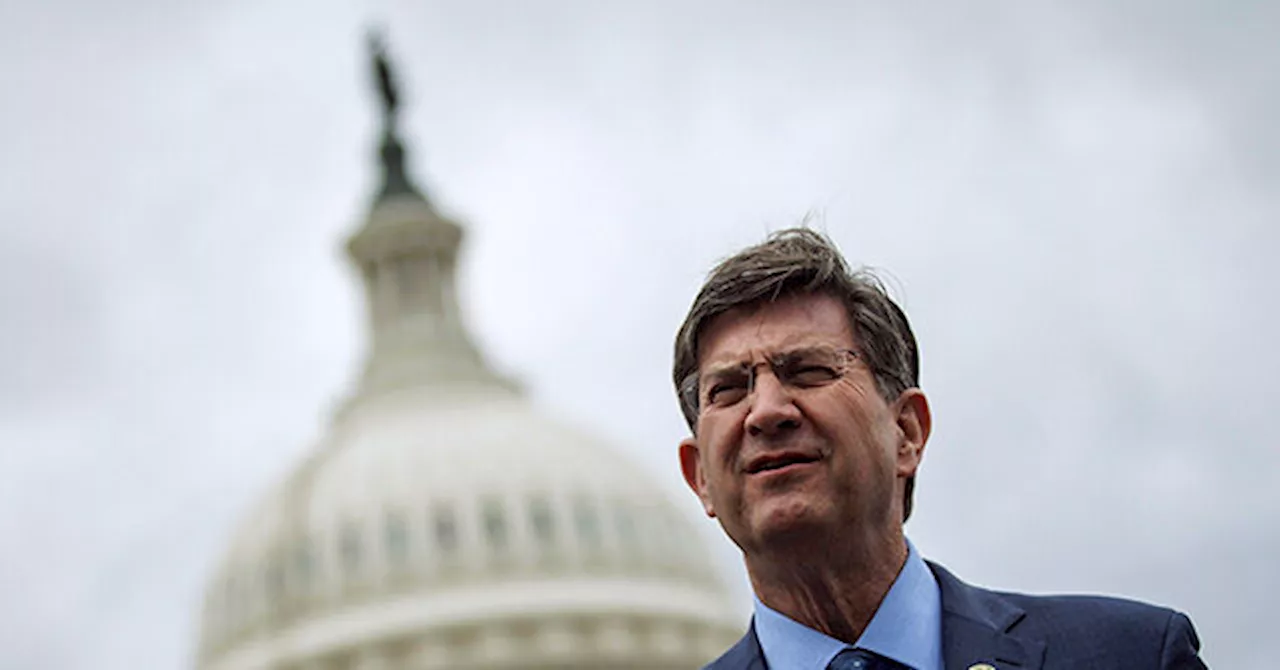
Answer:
[{"xmin": 1, "ymin": 1, "xmax": 1276, "ymax": 668}]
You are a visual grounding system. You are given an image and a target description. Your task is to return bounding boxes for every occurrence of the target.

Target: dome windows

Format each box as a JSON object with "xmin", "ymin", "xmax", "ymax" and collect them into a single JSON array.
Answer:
[
  {"xmin": 383, "ymin": 509, "xmax": 410, "ymax": 568},
  {"xmin": 481, "ymin": 498, "xmax": 508, "ymax": 552},
  {"xmin": 572, "ymin": 496, "xmax": 602, "ymax": 549},
  {"xmin": 265, "ymin": 559, "xmax": 286, "ymax": 602},
  {"xmin": 293, "ymin": 539, "xmax": 316, "ymax": 592},
  {"xmin": 528, "ymin": 495, "xmax": 555, "ymax": 546},
  {"xmin": 339, "ymin": 521, "xmax": 363, "ymax": 576},
  {"xmin": 613, "ymin": 502, "xmax": 638, "ymax": 549},
  {"xmin": 431, "ymin": 503, "xmax": 459, "ymax": 555}
]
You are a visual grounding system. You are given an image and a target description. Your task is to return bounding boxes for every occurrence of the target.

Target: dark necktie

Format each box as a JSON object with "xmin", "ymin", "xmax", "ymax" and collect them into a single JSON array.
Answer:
[{"xmin": 826, "ymin": 648, "xmax": 908, "ymax": 670}]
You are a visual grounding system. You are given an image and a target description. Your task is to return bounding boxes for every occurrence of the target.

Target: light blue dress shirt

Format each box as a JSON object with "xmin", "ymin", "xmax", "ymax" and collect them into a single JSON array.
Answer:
[{"xmin": 752, "ymin": 539, "xmax": 943, "ymax": 670}]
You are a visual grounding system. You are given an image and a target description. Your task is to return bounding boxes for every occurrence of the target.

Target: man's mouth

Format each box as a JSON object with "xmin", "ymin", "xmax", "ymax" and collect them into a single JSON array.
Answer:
[{"xmin": 745, "ymin": 452, "xmax": 821, "ymax": 474}]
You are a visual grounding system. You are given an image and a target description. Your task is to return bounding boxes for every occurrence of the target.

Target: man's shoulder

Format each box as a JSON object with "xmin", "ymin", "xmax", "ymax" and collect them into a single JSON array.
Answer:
[
  {"xmin": 982, "ymin": 589, "xmax": 1201, "ymax": 668},
  {"xmin": 989, "ymin": 586, "xmax": 1187, "ymax": 640},
  {"xmin": 946, "ymin": 566, "xmax": 1183, "ymax": 634},
  {"xmin": 931, "ymin": 561, "xmax": 1204, "ymax": 668}
]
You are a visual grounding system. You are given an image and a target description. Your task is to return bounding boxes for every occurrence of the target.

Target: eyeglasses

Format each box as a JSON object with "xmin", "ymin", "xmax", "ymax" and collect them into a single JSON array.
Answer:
[{"xmin": 680, "ymin": 345, "xmax": 862, "ymax": 415}]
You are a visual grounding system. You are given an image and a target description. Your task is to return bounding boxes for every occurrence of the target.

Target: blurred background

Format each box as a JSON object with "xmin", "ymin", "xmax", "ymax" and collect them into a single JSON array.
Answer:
[{"xmin": 1, "ymin": 1, "xmax": 1276, "ymax": 668}]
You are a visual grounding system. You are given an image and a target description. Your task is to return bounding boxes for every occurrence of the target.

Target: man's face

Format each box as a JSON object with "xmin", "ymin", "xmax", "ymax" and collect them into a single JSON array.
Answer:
[{"xmin": 678, "ymin": 293, "xmax": 929, "ymax": 555}]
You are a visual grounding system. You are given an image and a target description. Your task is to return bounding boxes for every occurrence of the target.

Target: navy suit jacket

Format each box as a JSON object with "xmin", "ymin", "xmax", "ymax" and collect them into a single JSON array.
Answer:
[{"xmin": 704, "ymin": 562, "xmax": 1206, "ymax": 670}]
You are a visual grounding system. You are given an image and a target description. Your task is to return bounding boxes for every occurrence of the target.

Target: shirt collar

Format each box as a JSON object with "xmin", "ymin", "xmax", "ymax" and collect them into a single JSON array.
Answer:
[{"xmin": 752, "ymin": 538, "xmax": 944, "ymax": 670}]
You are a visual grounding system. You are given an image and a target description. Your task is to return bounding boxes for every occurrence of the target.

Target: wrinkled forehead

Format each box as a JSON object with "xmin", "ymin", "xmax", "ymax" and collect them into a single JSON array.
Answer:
[
  {"xmin": 700, "ymin": 345, "xmax": 846, "ymax": 381},
  {"xmin": 695, "ymin": 294, "xmax": 857, "ymax": 370}
]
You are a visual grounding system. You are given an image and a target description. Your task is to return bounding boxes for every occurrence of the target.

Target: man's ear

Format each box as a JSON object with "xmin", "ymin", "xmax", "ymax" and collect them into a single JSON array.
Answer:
[
  {"xmin": 679, "ymin": 437, "xmax": 716, "ymax": 518},
  {"xmin": 894, "ymin": 388, "xmax": 932, "ymax": 478}
]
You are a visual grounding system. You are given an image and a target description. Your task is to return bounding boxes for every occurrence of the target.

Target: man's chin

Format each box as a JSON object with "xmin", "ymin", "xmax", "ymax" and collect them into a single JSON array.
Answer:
[{"xmin": 749, "ymin": 500, "xmax": 833, "ymax": 546}]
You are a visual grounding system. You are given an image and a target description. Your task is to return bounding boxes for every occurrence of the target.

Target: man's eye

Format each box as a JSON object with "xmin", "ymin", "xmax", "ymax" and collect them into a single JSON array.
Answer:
[
  {"xmin": 707, "ymin": 383, "xmax": 747, "ymax": 405},
  {"xmin": 790, "ymin": 366, "xmax": 839, "ymax": 385}
]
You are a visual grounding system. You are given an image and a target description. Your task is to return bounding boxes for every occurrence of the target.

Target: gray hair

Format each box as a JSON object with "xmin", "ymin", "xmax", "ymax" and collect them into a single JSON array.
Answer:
[{"xmin": 672, "ymin": 227, "xmax": 922, "ymax": 520}]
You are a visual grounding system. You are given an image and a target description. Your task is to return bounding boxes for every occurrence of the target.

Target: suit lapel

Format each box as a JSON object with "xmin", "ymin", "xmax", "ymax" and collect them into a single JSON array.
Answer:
[{"xmin": 929, "ymin": 562, "xmax": 1045, "ymax": 670}]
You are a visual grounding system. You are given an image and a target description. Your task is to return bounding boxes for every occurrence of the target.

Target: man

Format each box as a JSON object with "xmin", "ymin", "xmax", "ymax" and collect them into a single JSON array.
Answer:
[{"xmin": 673, "ymin": 228, "xmax": 1205, "ymax": 669}]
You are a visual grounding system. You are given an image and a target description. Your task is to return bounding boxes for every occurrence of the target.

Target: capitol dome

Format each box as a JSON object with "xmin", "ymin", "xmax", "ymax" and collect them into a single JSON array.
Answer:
[{"xmin": 195, "ymin": 39, "xmax": 744, "ymax": 670}]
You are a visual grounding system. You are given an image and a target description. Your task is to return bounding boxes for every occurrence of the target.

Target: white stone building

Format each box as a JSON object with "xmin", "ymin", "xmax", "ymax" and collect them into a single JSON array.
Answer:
[{"xmin": 193, "ymin": 39, "xmax": 743, "ymax": 670}]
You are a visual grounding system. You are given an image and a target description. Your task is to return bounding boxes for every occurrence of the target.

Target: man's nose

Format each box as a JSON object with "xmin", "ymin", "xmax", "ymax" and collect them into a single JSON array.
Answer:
[{"xmin": 745, "ymin": 371, "xmax": 802, "ymax": 438}]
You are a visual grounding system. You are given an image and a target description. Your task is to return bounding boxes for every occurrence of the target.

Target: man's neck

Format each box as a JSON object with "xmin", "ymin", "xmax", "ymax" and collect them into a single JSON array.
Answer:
[{"xmin": 747, "ymin": 532, "xmax": 909, "ymax": 644}]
